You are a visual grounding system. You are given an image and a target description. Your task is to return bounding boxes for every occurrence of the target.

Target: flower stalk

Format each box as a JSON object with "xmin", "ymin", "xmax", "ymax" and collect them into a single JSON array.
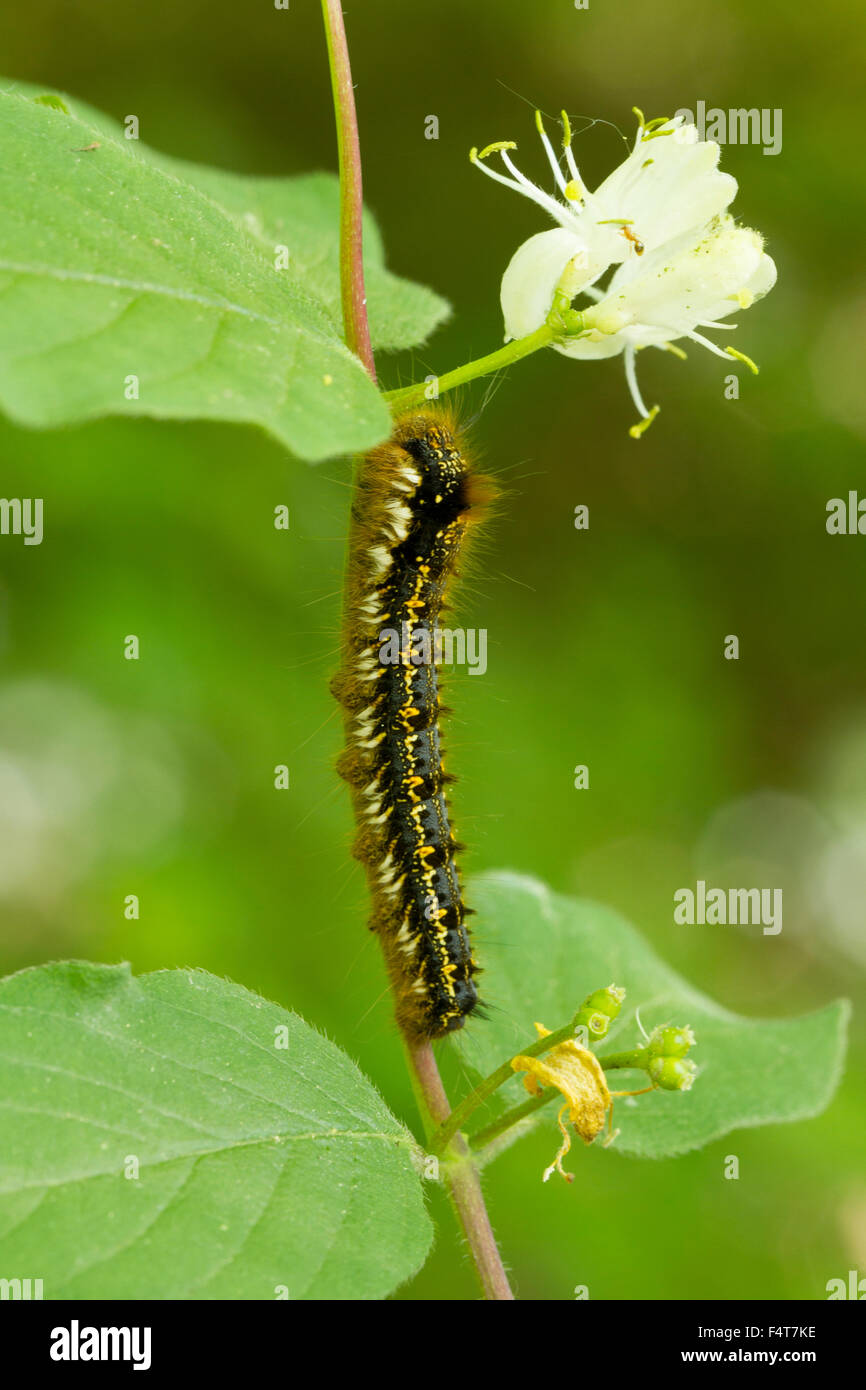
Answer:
[
  {"xmin": 385, "ymin": 321, "xmax": 556, "ymax": 413},
  {"xmin": 469, "ymin": 1086, "xmax": 559, "ymax": 1154}
]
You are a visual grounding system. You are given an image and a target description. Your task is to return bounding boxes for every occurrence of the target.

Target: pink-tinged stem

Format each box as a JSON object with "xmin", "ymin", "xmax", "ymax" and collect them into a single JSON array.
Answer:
[
  {"xmin": 321, "ymin": 2, "xmax": 511, "ymax": 1301},
  {"xmin": 405, "ymin": 1041, "xmax": 515, "ymax": 1301},
  {"xmin": 320, "ymin": 0, "xmax": 377, "ymax": 382}
]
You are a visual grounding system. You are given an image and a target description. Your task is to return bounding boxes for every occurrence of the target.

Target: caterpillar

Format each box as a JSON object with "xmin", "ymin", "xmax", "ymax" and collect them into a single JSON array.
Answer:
[{"xmin": 332, "ymin": 407, "xmax": 495, "ymax": 1042}]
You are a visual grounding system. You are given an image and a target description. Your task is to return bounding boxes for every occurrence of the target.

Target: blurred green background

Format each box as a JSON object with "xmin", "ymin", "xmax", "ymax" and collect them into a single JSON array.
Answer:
[{"xmin": 1, "ymin": 0, "xmax": 864, "ymax": 1300}]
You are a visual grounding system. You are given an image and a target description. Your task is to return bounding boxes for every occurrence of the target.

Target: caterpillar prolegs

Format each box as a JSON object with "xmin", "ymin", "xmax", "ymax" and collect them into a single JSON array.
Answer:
[{"xmin": 332, "ymin": 409, "xmax": 495, "ymax": 1042}]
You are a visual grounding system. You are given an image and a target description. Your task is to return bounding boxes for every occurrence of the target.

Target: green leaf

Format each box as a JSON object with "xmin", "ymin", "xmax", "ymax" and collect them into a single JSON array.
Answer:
[
  {"xmin": 0, "ymin": 82, "xmax": 449, "ymax": 461},
  {"xmin": 172, "ymin": 168, "xmax": 449, "ymax": 356},
  {"xmin": 453, "ymin": 873, "xmax": 849, "ymax": 1158},
  {"xmin": 0, "ymin": 962, "xmax": 432, "ymax": 1299}
]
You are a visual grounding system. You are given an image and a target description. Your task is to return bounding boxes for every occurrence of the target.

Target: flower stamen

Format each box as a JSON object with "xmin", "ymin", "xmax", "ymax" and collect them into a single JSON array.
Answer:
[
  {"xmin": 469, "ymin": 143, "xmax": 524, "ymax": 195},
  {"xmin": 624, "ymin": 343, "xmax": 652, "ymax": 418},
  {"xmin": 470, "ymin": 140, "xmax": 575, "ymax": 227},
  {"xmin": 642, "ymin": 124, "xmax": 677, "ymax": 144},
  {"xmin": 559, "ymin": 110, "xmax": 595, "ymax": 207},
  {"xmin": 641, "ymin": 115, "xmax": 673, "ymax": 139},
  {"xmin": 562, "ymin": 132, "xmax": 585, "ymax": 189},
  {"xmin": 725, "ymin": 345, "xmax": 760, "ymax": 374},
  {"xmin": 628, "ymin": 405, "xmax": 661, "ymax": 440},
  {"xmin": 534, "ymin": 109, "xmax": 569, "ymax": 196},
  {"xmin": 475, "ymin": 139, "xmax": 517, "ymax": 160},
  {"xmin": 685, "ymin": 328, "xmax": 741, "ymax": 360}
]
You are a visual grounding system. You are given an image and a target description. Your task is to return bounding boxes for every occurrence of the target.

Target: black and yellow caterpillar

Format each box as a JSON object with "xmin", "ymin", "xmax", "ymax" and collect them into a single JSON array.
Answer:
[{"xmin": 332, "ymin": 409, "xmax": 495, "ymax": 1041}]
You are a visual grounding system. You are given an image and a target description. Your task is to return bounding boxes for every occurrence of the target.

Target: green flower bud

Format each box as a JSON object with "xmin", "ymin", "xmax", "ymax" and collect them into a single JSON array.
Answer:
[
  {"xmin": 646, "ymin": 1024, "xmax": 695, "ymax": 1060},
  {"xmin": 573, "ymin": 985, "xmax": 626, "ymax": 1043},
  {"xmin": 584, "ymin": 984, "xmax": 626, "ymax": 1019},
  {"xmin": 648, "ymin": 1056, "xmax": 698, "ymax": 1091},
  {"xmin": 573, "ymin": 1011, "xmax": 607, "ymax": 1044}
]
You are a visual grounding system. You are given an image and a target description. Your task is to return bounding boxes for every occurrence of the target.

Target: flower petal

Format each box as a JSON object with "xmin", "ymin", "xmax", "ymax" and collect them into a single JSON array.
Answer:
[
  {"xmin": 696, "ymin": 249, "xmax": 778, "ymax": 325},
  {"xmin": 511, "ymin": 1022, "xmax": 611, "ymax": 1146},
  {"xmin": 587, "ymin": 218, "xmax": 769, "ymax": 341},
  {"xmin": 500, "ymin": 227, "xmax": 589, "ymax": 341},
  {"xmin": 593, "ymin": 118, "xmax": 738, "ymax": 249},
  {"xmin": 553, "ymin": 330, "xmax": 627, "ymax": 361}
]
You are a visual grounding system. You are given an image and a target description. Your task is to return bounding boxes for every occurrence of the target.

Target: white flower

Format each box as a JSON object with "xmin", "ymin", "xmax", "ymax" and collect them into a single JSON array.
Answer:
[{"xmin": 471, "ymin": 110, "xmax": 777, "ymax": 435}]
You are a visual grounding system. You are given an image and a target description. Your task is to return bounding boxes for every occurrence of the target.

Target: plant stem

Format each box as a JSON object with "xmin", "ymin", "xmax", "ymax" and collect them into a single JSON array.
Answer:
[
  {"xmin": 321, "ymin": 0, "xmax": 511, "ymax": 1302},
  {"xmin": 431, "ymin": 1015, "xmax": 582, "ymax": 1153},
  {"xmin": 597, "ymin": 1048, "xmax": 648, "ymax": 1070},
  {"xmin": 404, "ymin": 1041, "xmax": 514, "ymax": 1301},
  {"xmin": 321, "ymin": 0, "xmax": 377, "ymax": 381},
  {"xmin": 470, "ymin": 1089, "xmax": 557, "ymax": 1152},
  {"xmin": 384, "ymin": 323, "xmax": 555, "ymax": 412}
]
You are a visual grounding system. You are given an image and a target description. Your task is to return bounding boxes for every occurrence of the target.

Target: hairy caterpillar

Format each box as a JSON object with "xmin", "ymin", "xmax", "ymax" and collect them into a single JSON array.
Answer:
[{"xmin": 332, "ymin": 408, "xmax": 495, "ymax": 1042}]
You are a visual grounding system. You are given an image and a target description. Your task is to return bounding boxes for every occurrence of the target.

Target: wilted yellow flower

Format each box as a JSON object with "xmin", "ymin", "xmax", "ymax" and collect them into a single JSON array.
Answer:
[{"xmin": 511, "ymin": 1022, "xmax": 612, "ymax": 1182}]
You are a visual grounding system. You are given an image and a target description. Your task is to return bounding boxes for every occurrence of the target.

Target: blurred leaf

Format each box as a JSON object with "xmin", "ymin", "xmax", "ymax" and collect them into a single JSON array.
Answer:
[
  {"xmin": 0, "ymin": 83, "xmax": 447, "ymax": 460},
  {"xmin": 453, "ymin": 873, "xmax": 849, "ymax": 1158},
  {"xmin": 0, "ymin": 962, "xmax": 432, "ymax": 1299}
]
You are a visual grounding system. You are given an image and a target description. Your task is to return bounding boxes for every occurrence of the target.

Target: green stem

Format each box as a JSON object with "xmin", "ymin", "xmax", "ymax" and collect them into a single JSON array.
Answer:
[
  {"xmin": 321, "ymin": 0, "xmax": 377, "ymax": 382},
  {"xmin": 404, "ymin": 1041, "xmax": 514, "ymax": 1301},
  {"xmin": 598, "ymin": 1048, "xmax": 648, "ymax": 1070},
  {"xmin": 430, "ymin": 1015, "xmax": 581, "ymax": 1154},
  {"xmin": 470, "ymin": 1089, "xmax": 557, "ymax": 1152},
  {"xmin": 384, "ymin": 323, "xmax": 556, "ymax": 412}
]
